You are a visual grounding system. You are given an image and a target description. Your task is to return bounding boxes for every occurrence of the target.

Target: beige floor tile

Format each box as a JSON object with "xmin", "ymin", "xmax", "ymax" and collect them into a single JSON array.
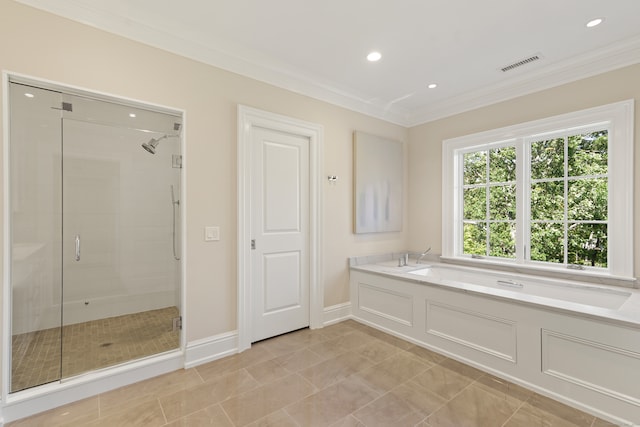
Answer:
[
  {"xmin": 438, "ymin": 358, "xmax": 486, "ymax": 381},
  {"xmin": 308, "ymin": 339, "xmax": 350, "ymax": 360},
  {"xmin": 244, "ymin": 409, "xmax": 299, "ymax": 427},
  {"xmin": 405, "ymin": 344, "xmax": 447, "ymax": 365},
  {"xmin": 509, "ymin": 394, "xmax": 595, "ymax": 427},
  {"xmin": 474, "ymin": 374, "xmax": 534, "ymax": 404},
  {"xmin": 164, "ymin": 404, "xmax": 233, "ymax": 427},
  {"xmin": 100, "ymin": 369, "xmax": 202, "ymax": 414},
  {"xmin": 195, "ymin": 346, "xmax": 274, "ymax": 382},
  {"xmin": 411, "ymin": 364, "xmax": 475, "ymax": 400},
  {"xmin": 317, "ymin": 321, "xmax": 361, "ymax": 339},
  {"xmin": 351, "ymin": 339, "xmax": 400, "ymax": 364},
  {"xmin": 273, "ymin": 348, "xmax": 326, "ymax": 372},
  {"xmin": 260, "ymin": 327, "xmax": 331, "ymax": 352},
  {"xmin": 285, "ymin": 375, "xmax": 379, "ymax": 427},
  {"xmin": 591, "ymin": 418, "xmax": 622, "ymax": 427},
  {"xmin": 351, "ymin": 351, "xmax": 431, "ymax": 394},
  {"xmin": 328, "ymin": 415, "xmax": 366, "ymax": 427},
  {"xmin": 389, "ymin": 380, "xmax": 447, "ymax": 418},
  {"xmin": 329, "ymin": 331, "xmax": 377, "ymax": 352},
  {"xmin": 359, "ymin": 328, "xmax": 413, "ymax": 350},
  {"xmin": 6, "ymin": 397, "xmax": 99, "ymax": 427},
  {"xmin": 504, "ymin": 402, "xmax": 588, "ymax": 427},
  {"xmin": 85, "ymin": 399, "xmax": 166, "ymax": 427},
  {"xmin": 255, "ymin": 331, "xmax": 311, "ymax": 357},
  {"xmin": 160, "ymin": 369, "xmax": 259, "ymax": 422},
  {"xmin": 427, "ymin": 383, "xmax": 521, "ymax": 427},
  {"xmin": 246, "ymin": 359, "xmax": 292, "ymax": 384},
  {"xmin": 300, "ymin": 351, "xmax": 374, "ymax": 389},
  {"xmin": 221, "ymin": 374, "xmax": 315, "ymax": 426},
  {"xmin": 353, "ymin": 391, "xmax": 423, "ymax": 427}
]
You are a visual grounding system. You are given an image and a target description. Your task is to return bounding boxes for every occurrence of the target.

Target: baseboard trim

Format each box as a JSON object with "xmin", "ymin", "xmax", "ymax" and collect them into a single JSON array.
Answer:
[
  {"xmin": 322, "ymin": 302, "xmax": 352, "ymax": 326},
  {"xmin": 184, "ymin": 331, "xmax": 238, "ymax": 369}
]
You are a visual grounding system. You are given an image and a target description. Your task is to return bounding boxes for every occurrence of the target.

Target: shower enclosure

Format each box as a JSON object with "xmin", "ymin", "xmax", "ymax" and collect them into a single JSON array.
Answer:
[{"xmin": 7, "ymin": 79, "xmax": 182, "ymax": 392}]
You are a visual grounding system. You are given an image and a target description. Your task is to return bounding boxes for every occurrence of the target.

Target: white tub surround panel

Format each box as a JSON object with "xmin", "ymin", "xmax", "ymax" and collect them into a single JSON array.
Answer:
[{"xmin": 349, "ymin": 257, "xmax": 640, "ymax": 426}]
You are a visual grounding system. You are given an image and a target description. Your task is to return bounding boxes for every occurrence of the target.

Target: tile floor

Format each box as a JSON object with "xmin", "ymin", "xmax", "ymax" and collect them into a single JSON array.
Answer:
[
  {"xmin": 11, "ymin": 307, "xmax": 180, "ymax": 392},
  {"xmin": 7, "ymin": 320, "xmax": 619, "ymax": 427}
]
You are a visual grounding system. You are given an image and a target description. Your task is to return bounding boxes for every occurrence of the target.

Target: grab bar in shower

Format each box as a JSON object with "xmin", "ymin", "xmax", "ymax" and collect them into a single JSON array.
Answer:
[
  {"xmin": 75, "ymin": 234, "xmax": 81, "ymax": 261},
  {"xmin": 496, "ymin": 279, "xmax": 523, "ymax": 289}
]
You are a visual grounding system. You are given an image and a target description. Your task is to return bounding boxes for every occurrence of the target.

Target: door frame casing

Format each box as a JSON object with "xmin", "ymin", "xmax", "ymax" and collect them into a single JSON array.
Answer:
[{"xmin": 237, "ymin": 105, "xmax": 324, "ymax": 351}]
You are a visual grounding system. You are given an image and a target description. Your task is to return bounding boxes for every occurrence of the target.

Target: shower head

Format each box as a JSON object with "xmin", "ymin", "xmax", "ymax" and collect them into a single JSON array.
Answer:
[
  {"xmin": 142, "ymin": 136, "xmax": 162, "ymax": 154},
  {"xmin": 141, "ymin": 134, "xmax": 173, "ymax": 154},
  {"xmin": 141, "ymin": 130, "xmax": 181, "ymax": 154}
]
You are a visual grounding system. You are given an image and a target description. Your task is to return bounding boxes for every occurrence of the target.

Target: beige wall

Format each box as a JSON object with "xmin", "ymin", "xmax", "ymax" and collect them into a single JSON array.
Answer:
[
  {"xmin": 408, "ymin": 64, "xmax": 640, "ymax": 276},
  {"xmin": 0, "ymin": 0, "xmax": 409, "ymax": 344},
  {"xmin": 2, "ymin": 0, "xmax": 638, "ymax": 352}
]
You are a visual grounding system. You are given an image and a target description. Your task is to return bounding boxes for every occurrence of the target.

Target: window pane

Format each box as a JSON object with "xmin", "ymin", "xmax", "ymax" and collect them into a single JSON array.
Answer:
[
  {"xmin": 568, "ymin": 131, "xmax": 607, "ymax": 177},
  {"xmin": 489, "ymin": 146, "xmax": 516, "ymax": 182},
  {"xmin": 567, "ymin": 223, "xmax": 607, "ymax": 268},
  {"xmin": 568, "ymin": 178, "xmax": 608, "ymax": 221},
  {"xmin": 463, "ymin": 222, "xmax": 486, "ymax": 256},
  {"xmin": 489, "ymin": 222, "xmax": 515, "ymax": 258},
  {"xmin": 531, "ymin": 181, "xmax": 564, "ymax": 221},
  {"xmin": 489, "ymin": 185, "xmax": 515, "ymax": 220},
  {"xmin": 530, "ymin": 222, "xmax": 564, "ymax": 263},
  {"xmin": 463, "ymin": 187, "xmax": 485, "ymax": 220},
  {"xmin": 531, "ymin": 138, "xmax": 564, "ymax": 179},
  {"xmin": 463, "ymin": 151, "xmax": 486, "ymax": 185}
]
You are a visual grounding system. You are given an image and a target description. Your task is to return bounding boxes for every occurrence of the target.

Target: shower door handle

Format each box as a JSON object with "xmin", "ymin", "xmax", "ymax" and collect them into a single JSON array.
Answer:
[{"xmin": 75, "ymin": 234, "xmax": 81, "ymax": 261}]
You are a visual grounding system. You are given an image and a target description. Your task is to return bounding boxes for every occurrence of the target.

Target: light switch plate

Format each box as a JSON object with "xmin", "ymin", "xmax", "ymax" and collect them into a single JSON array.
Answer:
[{"xmin": 205, "ymin": 226, "xmax": 220, "ymax": 241}]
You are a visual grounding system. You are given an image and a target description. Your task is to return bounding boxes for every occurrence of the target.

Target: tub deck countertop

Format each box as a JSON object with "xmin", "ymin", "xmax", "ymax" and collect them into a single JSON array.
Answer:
[{"xmin": 350, "ymin": 257, "xmax": 640, "ymax": 328}]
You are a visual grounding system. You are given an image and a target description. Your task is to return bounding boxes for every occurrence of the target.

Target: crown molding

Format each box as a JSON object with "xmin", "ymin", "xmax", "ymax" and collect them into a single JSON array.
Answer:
[
  {"xmin": 15, "ymin": 1, "xmax": 640, "ymax": 128},
  {"xmin": 405, "ymin": 35, "xmax": 640, "ymax": 127}
]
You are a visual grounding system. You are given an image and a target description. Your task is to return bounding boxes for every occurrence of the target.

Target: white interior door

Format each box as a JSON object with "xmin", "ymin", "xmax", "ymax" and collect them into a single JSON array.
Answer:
[{"xmin": 251, "ymin": 127, "xmax": 310, "ymax": 342}]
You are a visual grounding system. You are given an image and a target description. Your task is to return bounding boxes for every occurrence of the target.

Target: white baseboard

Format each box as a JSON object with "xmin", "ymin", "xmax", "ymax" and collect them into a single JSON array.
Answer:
[
  {"xmin": 184, "ymin": 331, "xmax": 238, "ymax": 369},
  {"xmin": 322, "ymin": 302, "xmax": 352, "ymax": 326}
]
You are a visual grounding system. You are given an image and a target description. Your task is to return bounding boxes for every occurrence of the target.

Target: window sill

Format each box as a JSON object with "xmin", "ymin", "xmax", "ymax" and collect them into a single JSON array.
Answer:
[{"xmin": 439, "ymin": 256, "xmax": 637, "ymax": 289}]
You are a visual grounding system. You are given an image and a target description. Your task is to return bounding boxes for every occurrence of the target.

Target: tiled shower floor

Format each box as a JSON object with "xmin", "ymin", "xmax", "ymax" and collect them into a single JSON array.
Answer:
[
  {"xmin": 11, "ymin": 306, "xmax": 180, "ymax": 392},
  {"xmin": 8, "ymin": 319, "xmax": 618, "ymax": 426}
]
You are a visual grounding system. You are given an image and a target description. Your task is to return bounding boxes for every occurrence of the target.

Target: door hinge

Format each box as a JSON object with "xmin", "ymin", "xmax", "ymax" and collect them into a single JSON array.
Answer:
[
  {"xmin": 172, "ymin": 316, "xmax": 182, "ymax": 331},
  {"xmin": 172, "ymin": 154, "xmax": 182, "ymax": 169},
  {"xmin": 251, "ymin": 239, "xmax": 256, "ymax": 250},
  {"xmin": 51, "ymin": 102, "xmax": 73, "ymax": 112}
]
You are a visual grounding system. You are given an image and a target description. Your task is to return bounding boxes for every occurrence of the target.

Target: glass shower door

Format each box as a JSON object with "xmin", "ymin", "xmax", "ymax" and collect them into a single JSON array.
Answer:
[
  {"xmin": 9, "ymin": 81, "xmax": 182, "ymax": 392},
  {"xmin": 59, "ymin": 95, "xmax": 182, "ymax": 380},
  {"xmin": 9, "ymin": 82, "xmax": 64, "ymax": 392}
]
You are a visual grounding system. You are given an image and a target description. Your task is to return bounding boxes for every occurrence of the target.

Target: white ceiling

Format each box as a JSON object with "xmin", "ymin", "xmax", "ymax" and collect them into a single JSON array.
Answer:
[{"xmin": 15, "ymin": 0, "xmax": 640, "ymax": 127}]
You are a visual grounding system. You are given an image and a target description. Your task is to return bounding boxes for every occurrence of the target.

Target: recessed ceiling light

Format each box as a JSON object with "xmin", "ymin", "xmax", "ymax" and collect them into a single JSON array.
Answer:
[
  {"xmin": 24, "ymin": 93, "xmax": 34, "ymax": 98},
  {"xmin": 367, "ymin": 51, "xmax": 382, "ymax": 62},
  {"xmin": 586, "ymin": 18, "xmax": 603, "ymax": 28},
  {"xmin": 129, "ymin": 113, "xmax": 136, "ymax": 118},
  {"xmin": 428, "ymin": 83, "xmax": 438, "ymax": 89}
]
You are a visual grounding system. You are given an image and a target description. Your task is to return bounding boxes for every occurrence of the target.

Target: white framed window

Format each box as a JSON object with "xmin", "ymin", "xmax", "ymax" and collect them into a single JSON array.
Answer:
[{"xmin": 442, "ymin": 100, "xmax": 634, "ymax": 279}]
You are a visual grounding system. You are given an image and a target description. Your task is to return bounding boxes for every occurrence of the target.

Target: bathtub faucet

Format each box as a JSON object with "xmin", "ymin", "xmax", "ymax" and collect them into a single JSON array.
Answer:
[
  {"xmin": 398, "ymin": 253, "xmax": 409, "ymax": 267},
  {"xmin": 416, "ymin": 246, "xmax": 431, "ymax": 264}
]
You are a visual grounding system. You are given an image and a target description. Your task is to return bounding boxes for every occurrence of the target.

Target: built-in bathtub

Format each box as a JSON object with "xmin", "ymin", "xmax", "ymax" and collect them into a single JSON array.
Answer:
[
  {"xmin": 406, "ymin": 264, "xmax": 632, "ymax": 310},
  {"xmin": 349, "ymin": 255, "xmax": 640, "ymax": 426}
]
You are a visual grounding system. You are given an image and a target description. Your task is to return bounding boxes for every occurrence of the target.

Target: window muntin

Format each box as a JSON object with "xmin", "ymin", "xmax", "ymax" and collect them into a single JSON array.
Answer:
[
  {"xmin": 527, "ymin": 130, "xmax": 608, "ymax": 268},
  {"xmin": 442, "ymin": 100, "xmax": 634, "ymax": 279},
  {"xmin": 462, "ymin": 146, "xmax": 516, "ymax": 258}
]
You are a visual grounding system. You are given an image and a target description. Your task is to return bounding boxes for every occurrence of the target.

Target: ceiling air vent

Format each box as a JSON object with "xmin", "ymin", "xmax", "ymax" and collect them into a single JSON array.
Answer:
[{"xmin": 500, "ymin": 54, "xmax": 542, "ymax": 72}]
